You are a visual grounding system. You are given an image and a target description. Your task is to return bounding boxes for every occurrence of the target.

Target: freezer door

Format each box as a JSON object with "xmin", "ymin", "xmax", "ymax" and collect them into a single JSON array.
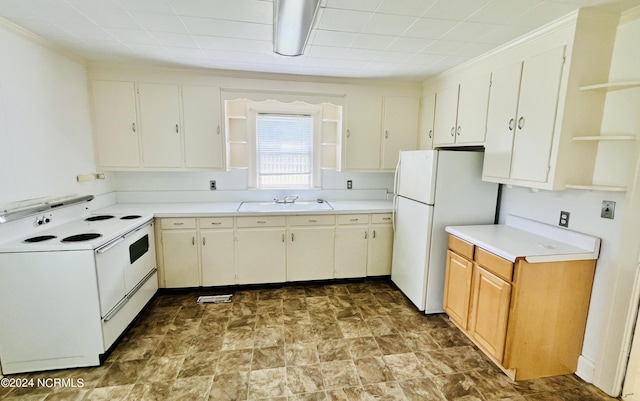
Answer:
[
  {"xmin": 396, "ymin": 150, "xmax": 437, "ymax": 205},
  {"xmin": 391, "ymin": 196, "xmax": 434, "ymax": 310}
]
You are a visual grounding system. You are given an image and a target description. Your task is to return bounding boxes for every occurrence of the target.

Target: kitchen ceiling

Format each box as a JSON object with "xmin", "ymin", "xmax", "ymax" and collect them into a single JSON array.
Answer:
[{"xmin": 0, "ymin": 0, "xmax": 638, "ymax": 81}]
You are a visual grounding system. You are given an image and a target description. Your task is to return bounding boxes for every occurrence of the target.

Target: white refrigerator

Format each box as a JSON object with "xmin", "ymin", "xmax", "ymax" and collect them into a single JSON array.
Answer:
[{"xmin": 391, "ymin": 150, "xmax": 498, "ymax": 313}]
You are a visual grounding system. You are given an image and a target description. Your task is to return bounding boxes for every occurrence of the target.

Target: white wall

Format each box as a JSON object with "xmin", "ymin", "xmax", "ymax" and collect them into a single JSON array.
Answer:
[{"xmin": 0, "ymin": 20, "xmax": 110, "ymax": 211}]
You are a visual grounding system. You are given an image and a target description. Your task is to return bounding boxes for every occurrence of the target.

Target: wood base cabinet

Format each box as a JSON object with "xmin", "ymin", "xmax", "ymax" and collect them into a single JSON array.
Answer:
[{"xmin": 443, "ymin": 234, "xmax": 596, "ymax": 381}]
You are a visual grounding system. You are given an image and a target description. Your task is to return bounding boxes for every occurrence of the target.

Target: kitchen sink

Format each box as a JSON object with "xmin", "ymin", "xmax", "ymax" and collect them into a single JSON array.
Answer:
[{"xmin": 237, "ymin": 200, "xmax": 333, "ymax": 212}]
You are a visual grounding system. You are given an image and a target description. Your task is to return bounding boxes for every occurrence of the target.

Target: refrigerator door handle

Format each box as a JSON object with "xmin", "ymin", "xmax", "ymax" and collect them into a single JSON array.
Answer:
[{"xmin": 393, "ymin": 155, "xmax": 401, "ymax": 196}]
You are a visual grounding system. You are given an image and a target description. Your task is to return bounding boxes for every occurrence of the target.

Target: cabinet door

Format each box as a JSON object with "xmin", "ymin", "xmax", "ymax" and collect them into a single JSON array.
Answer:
[
  {"xmin": 182, "ymin": 85, "xmax": 224, "ymax": 169},
  {"xmin": 367, "ymin": 224, "xmax": 393, "ymax": 276},
  {"xmin": 483, "ymin": 62, "xmax": 522, "ymax": 179},
  {"xmin": 510, "ymin": 46, "xmax": 565, "ymax": 183},
  {"xmin": 418, "ymin": 93, "xmax": 435, "ymax": 150},
  {"xmin": 137, "ymin": 83, "xmax": 183, "ymax": 168},
  {"xmin": 236, "ymin": 229, "xmax": 286, "ymax": 284},
  {"xmin": 468, "ymin": 265, "xmax": 512, "ymax": 362},
  {"xmin": 456, "ymin": 74, "xmax": 490, "ymax": 144},
  {"xmin": 381, "ymin": 96, "xmax": 420, "ymax": 170},
  {"xmin": 443, "ymin": 251, "xmax": 473, "ymax": 329},
  {"xmin": 201, "ymin": 230, "xmax": 235, "ymax": 286},
  {"xmin": 433, "ymin": 85, "xmax": 459, "ymax": 146},
  {"xmin": 335, "ymin": 226, "xmax": 368, "ymax": 278},
  {"xmin": 344, "ymin": 94, "xmax": 382, "ymax": 170},
  {"xmin": 91, "ymin": 81, "xmax": 141, "ymax": 168},
  {"xmin": 161, "ymin": 230, "xmax": 199, "ymax": 288},
  {"xmin": 287, "ymin": 227, "xmax": 335, "ymax": 281}
]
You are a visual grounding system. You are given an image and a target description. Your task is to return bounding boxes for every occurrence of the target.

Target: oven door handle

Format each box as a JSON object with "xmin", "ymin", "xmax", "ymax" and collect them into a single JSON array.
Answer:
[
  {"xmin": 123, "ymin": 221, "xmax": 153, "ymax": 238},
  {"xmin": 96, "ymin": 236, "xmax": 126, "ymax": 254}
]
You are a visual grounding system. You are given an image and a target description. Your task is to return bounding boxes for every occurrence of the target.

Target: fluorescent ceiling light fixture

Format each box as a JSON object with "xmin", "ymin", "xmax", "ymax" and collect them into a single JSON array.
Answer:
[{"xmin": 273, "ymin": 0, "xmax": 320, "ymax": 56}]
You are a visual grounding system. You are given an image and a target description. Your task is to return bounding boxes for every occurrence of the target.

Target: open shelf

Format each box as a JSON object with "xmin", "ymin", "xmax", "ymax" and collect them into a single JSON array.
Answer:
[
  {"xmin": 579, "ymin": 81, "xmax": 640, "ymax": 91},
  {"xmin": 573, "ymin": 135, "xmax": 636, "ymax": 142},
  {"xmin": 565, "ymin": 184, "xmax": 627, "ymax": 192}
]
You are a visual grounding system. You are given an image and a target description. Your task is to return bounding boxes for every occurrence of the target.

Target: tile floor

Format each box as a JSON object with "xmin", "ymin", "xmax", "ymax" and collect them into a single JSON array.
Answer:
[{"xmin": 0, "ymin": 279, "xmax": 620, "ymax": 401}]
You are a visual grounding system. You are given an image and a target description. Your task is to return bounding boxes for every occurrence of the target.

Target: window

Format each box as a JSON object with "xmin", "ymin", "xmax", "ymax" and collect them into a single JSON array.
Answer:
[{"xmin": 256, "ymin": 113, "xmax": 314, "ymax": 189}]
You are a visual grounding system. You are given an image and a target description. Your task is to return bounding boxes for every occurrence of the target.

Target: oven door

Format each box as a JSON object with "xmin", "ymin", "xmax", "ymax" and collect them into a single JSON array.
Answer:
[{"xmin": 123, "ymin": 222, "xmax": 156, "ymax": 294}]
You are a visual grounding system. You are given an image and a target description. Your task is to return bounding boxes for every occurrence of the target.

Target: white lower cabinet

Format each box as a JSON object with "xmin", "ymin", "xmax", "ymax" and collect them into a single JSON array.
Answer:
[
  {"xmin": 367, "ymin": 214, "xmax": 394, "ymax": 276},
  {"xmin": 157, "ymin": 211, "xmax": 394, "ymax": 288},
  {"xmin": 236, "ymin": 228, "xmax": 286, "ymax": 284}
]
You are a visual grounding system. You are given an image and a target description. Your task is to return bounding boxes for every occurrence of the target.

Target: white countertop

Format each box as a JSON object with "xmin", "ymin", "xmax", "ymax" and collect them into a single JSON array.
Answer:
[
  {"xmin": 96, "ymin": 200, "xmax": 393, "ymax": 217},
  {"xmin": 446, "ymin": 215, "xmax": 600, "ymax": 263}
]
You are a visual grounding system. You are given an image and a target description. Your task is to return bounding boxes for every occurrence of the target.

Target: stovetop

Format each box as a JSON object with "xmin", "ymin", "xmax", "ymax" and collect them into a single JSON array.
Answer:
[{"xmin": 0, "ymin": 213, "xmax": 153, "ymax": 253}]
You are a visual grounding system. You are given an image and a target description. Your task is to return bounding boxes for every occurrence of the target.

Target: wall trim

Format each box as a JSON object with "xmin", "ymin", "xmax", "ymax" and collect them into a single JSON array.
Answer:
[
  {"xmin": 621, "ymin": 5, "xmax": 640, "ymax": 24},
  {"xmin": 577, "ymin": 356, "xmax": 596, "ymax": 382}
]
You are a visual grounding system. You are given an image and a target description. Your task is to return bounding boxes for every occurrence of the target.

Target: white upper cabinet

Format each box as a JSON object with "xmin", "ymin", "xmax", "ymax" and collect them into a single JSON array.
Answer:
[
  {"xmin": 433, "ymin": 74, "xmax": 490, "ymax": 147},
  {"xmin": 137, "ymin": 83, "xmax": 183, "ymax": 168},
  {"xmin": 182, "ymin": 85, "xmax": 224, "ymax": 169},
  {"xmin": 91, "ymin": 81, "xmax": 141, "ymax": 168},
  {"xmin": 344, "ymin": 93, "xmax": 383, "ymax": 170},
  {"xmin": 344, "ymin": 93, "xmax": 419, "ymax": 171},
  {"xmin": 382, "ymin": 96, "xmax": 420, "ymax": 170},
  {"xmin": 418, "ymin": 93, "xmax": 436, "ymax": 150}
]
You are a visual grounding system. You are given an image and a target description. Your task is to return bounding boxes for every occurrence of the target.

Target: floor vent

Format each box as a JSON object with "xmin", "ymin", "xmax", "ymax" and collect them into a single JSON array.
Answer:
[{"xmin": 196, "ymin": 294, "xmax": 233, "ymax": 304}]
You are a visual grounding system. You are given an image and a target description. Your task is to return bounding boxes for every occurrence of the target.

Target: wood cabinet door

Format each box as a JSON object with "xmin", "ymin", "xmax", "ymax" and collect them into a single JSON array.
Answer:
[
  {"xmin": 200, "ymin": 230, "xmax": 235, "ymax": 286},
  {"xmin": 456, "ymin": 74, "xmax": 491, "ymax": 144},
  {"xmin": 335, "ymin": 226, "xmax": 368, "ymax": 278},
  {"xmin": 182, "ymin": 85, "xmax": 223, "ymax": 169},
  {"xmin": 137, "ymin": 83, "xmax": 183, "ymax": 168},
  {"xmin": 367, "ymin": 224, "xmax": 393, "ymax": 276},
  {"xmin": 287, "ymin": 227, "xmax": 335, "ymax": 281},
  {"xmin": 433, "ymin": 85, "xmax": 459, "ymax": 147},
  {"xmin": 443, "ymin": 250, "xmax": 473, "ymax": 329},
  {"xmin": 161, "ymin": 230, "xmax": 199, "ymax": 288},
  {"xmin": 344, "ymin": 94, "xmax": 382, "ymax": 170},
  {"xmin": 91, "ymin": 80, "xmax": 141, "ymax": 168},
  {"xmin": 483, "ymin": 62, "xmax": 522, "ymax": 180},
  {"xmin": 418, "ymin": 93, "xmax": 436, "ymax": 150},
  {"xmin": 510, "ymin": 46, "xmax": 566, "ymax": 183},
  {"xmin": 468, "ymin": 265, "xmax": 512, "ymax": 362},
  {"xmin": 236, "ymin": 229, "xmax": 286, "ymax": 284},
  {"xmin": 381, "ymin": 96, "xmax": 420, "ymax": 170}
]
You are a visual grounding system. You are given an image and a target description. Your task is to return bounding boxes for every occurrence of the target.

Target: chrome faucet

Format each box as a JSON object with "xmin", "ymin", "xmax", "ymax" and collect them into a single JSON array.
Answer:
[{"xmin": 274, "ymin": 195, "xmax": 299, "ymax": 204}]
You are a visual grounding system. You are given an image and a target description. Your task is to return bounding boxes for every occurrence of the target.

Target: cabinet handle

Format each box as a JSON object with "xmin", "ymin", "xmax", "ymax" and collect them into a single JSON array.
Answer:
[
  {"xmin": 211, "ymin": 222, "xmax": 222, "ymax": 225},
  {"xmin": 428, "ymin": 129, "xmax": 432, "ymax": 139},
  {"xmin": 350, "ymin": 218, "xmax": 359, "ymax": 221},
  {"xmin": 132, "ymin": 122, "xmax": 136, "ymax": 133},
  {"xmin": 308, "ymin": 219, "xmax": 318, "ymax": 223},
  {"xmin": 385, "ymin": 130, "xmax": 389, "ymax": 139},
  {"xmin": 176, "ymin": 124, "xmax": 179, "ymax": 133},
  {"xmin": 282, "ymin": 233, "xmax": 285, "ymax": 242},
  {"xmin": 456, "ymin": 126, "xmax": 461, "ymax": 136},
  {"xmin": 192, "ymin": 237, "xmax": 195, "ymax": 245},
  {"xmin": 257, "ymin": 220, "xmax": 266, "ymax": 224},
  {"xmin": 291, "ymin": 233, "xmax": 295, "ymax": 242},
  {"xmin": 173, "ymin": 222, "xmax": 184, "ymax": 225},
  {"xmin": 347, "ymin": 129, "xmax": 351, "ymax": 138},
  {"xmin": 217, "ymin": 125, "xmax": 221, "ymax": 135},
  {"xmin": 382, "ymin": 217, "xmax": 391, "ymax": 221},
  {"xmin": 517, "ymin": 117, "xmax": 525, "ymax": 130},
  {"xmin": 450, "ymin": 127, "xmax": 455, "ymax": 137},
  {"xmin": 373, "ymin": 230, "xmax": 376, "ymax": 239},
  {"xmin": 364, "ymin": 231, "xmax": 368, "ymax": 239},
  {"xmin": 203, "ymin": 237, "xmax": 206, "ymax": 245},
  {"xmin": 508, "ymin": 118, "xmax": 515, "ymax": 131}
]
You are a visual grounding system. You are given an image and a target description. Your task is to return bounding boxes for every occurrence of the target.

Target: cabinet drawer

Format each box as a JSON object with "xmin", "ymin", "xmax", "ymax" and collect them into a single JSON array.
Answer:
[
  {"xmin": 236, "ymin": 216, "xmax": 286, "ymax": 228},
  {"xmin": 160, "ymin": 218, "xmax": 197, "ymax": 230},
  {"xmin": 199, "ymin": 217, "xmax": 233, "ymax": 229},
  {"xmin": 448, "ymin": 235, "xmax": 474, "ymax": 260},
  {"xmin": 475, "ymin": 247, "xmax": 513, "ymax": 282},
  {"xmin": 288, "ymin": 215, "xmax": 335, "ymax": 226},
  {"xmin": 337, "ymin": 214, "xmax": 369, "ymax": 225},
  {"xmin": 371, "ymin": 213, "xmax": 393, "ymax": 224}
]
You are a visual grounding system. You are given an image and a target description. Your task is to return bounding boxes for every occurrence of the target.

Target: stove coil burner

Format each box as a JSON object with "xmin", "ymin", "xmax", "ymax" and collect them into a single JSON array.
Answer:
[
  {"xmin": 85, "ymin": 215, "xmax": 114, "ymax": 221},
  {"xmin": 120, "ymin": 215, "xmax": 142, "ymax": 220},
  {"xmin": 23, "ymin": 235, "xmax": 57, "ymax": 243},
  {"xmin": 61, "ymin": 233, "xmax": 103, "ymax": 242}
]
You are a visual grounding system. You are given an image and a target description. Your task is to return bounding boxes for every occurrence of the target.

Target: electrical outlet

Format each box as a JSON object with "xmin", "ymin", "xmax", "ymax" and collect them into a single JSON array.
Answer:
[
  {"xmin": 210, "ymin": 180, "xmax": 216, "ymax": 190},
  {"xmin": 347, "ymin": 180, "xmax": 352, "ymax": 189},
  {"xmin": 601, "ymin": 200, "xmax": 615, "ymax": 219},
  {"xmin": 559, "ymin": 211, "xmax": 570, "ymax": 227}
]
